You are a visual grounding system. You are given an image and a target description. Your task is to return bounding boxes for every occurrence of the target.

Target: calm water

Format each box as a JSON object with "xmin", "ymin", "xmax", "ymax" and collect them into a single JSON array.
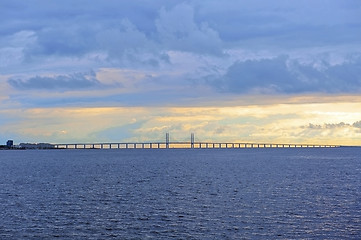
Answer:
[{"xmin": 0, "ymin": 148, "xmax": 360, "ymax": 239}]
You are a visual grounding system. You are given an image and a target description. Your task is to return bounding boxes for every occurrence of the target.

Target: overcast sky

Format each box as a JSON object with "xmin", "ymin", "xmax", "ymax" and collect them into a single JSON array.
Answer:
[{"xmin": 1, "ymin": 0, "xmax": 361, "ymax": 145}]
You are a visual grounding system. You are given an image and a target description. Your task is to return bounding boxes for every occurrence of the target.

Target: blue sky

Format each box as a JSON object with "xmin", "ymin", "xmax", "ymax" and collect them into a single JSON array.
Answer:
[{"xmin": 1, "ymin": 0, "xmax": 361, "ymax": 145}]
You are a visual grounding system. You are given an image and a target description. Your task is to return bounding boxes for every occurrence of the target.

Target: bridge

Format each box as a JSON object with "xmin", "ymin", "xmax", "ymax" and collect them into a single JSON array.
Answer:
[{"xmin": 53, "ymin": 133, "xmax": 341, "ymax": 149}]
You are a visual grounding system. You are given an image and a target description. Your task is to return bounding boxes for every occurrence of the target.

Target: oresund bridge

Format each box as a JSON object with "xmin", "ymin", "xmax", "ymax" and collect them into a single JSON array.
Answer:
[{"xmin": 53, "ymin": 133, "xmax": 341, "ymax": 149}]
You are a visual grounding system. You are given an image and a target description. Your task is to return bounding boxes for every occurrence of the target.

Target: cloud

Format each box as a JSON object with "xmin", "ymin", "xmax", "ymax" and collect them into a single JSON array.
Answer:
[
  {"xmin": 207, "ymin": 55, "xmax": 361, "ymax": 94},
  {"xmin": 305, "ymin": 123, "xmax": 322, "ymax": 129},
  {"xmin": 324, "ymin": 122, "xmax": 350, "ymax": 129},
  {"xmin": 0, "ymin": 31, "xmax": 37, "ymax": 69},
  {"xmin": 90, "ymin": 120, "xmax": 146, "ymax": 142},
  {"xmin": 209, "ymin": 56, "xmax": 294, "ymax": 93},
  {"xmin": 2, "ymin": 102, "xmax": 361, "ymax": 145},
  {"xmin": 155, "ymin": 3, "xmax": 222, "ymax": 55},
  {"xmin": 28, "ymin": 26, "xmax": 96, "ymax": 57},
  {"xmin": 8, "ymin": 71, "xmax": 102, "ymax": 91},
  {"xmin": 302, "ymin": 121, "xmax": 361, "ymax": 129},
  {"xmin": 214, "ymin": 126, "xmax": 227, "ymax": 135},
  {"xmin": 195, "ymin": 1, "xmax": 361, "ymax": 48},
  {"xmin": 1, "ymin": 0, "xmax": 361, "ymax": 76},
  {"xmin": 2, "ymin": 1, "xmax": 360, "ymax": 59},
  {"xmin": 353, "ymin": 121, "xmax": 361, "ymax": 129},
  {"xmin": 95, "ymin": 19, "xmax": 168, "ymax": 67}
]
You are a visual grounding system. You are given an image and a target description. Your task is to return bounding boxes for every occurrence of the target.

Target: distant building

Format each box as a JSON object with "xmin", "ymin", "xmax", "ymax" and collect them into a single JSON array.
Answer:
[
  {"xmin": 37, "ymin": 143, "xmax": 55, "ymax": 149},
  {"xmin": 19, "ymin": 143, "xmax": 38, "ymax": 149},
  {"xmin": 19, "ymin": 143, "xmax": 55, "ymax": 149},
  {"xmin": 6, "ymin": 140, "xmax": 14, "ymax": 148}
]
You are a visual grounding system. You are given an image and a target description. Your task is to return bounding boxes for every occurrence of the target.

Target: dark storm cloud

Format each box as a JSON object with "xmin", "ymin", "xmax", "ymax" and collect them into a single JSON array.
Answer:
[
  {"xmin": 208, "ymin": 56, "xmax": 361, "ymax": 94},
  {"xmin": 8, "ymin": 72, "xmax": 101, "ymax": 91}
]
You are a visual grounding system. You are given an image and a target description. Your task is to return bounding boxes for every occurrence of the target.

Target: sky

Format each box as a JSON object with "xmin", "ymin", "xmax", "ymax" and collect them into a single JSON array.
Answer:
[{"xmin": 1, "ymin": 0, "xmax": 361, "ymax": 145}]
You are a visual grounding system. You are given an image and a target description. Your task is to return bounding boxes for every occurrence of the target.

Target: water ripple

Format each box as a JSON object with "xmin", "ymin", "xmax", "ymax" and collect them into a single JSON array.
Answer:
[{"xmin": 0, "ymin": 148, "xmax": 360, "ymax": 239}]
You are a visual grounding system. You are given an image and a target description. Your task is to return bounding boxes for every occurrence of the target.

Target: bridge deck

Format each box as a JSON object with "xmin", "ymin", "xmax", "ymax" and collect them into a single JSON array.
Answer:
[{"xmin": 53, "ymin": 142, "xmax": 341, "ymax": 149}]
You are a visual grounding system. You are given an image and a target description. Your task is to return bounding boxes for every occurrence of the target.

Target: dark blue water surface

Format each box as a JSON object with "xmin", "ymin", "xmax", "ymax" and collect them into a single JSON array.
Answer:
[{"xmin": 0, "ymin": 148, "xmax": 360, "ymax": 239}]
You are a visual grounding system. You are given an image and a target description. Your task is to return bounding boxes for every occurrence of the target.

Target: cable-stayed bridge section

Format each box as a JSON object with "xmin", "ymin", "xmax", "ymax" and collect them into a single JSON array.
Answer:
[{"xmin": 53, "ymin": 133, "xmax": 341, "ymax": 149}]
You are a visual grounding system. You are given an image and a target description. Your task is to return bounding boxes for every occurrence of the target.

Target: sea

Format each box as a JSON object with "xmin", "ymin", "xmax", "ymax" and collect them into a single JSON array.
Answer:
[{"xmin": 0, "ymin": 148, "xmax": 360, "ymax": 239}]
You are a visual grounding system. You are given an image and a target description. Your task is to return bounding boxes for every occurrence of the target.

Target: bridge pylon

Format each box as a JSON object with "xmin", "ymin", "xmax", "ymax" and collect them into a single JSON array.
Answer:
[
  {"xmin": 166, "ymin": 133, "xmax": 170, "ymax": 149},
  {"xmin": 191, "ymin": 133, "xmax": 195, "ymax": 148}
]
